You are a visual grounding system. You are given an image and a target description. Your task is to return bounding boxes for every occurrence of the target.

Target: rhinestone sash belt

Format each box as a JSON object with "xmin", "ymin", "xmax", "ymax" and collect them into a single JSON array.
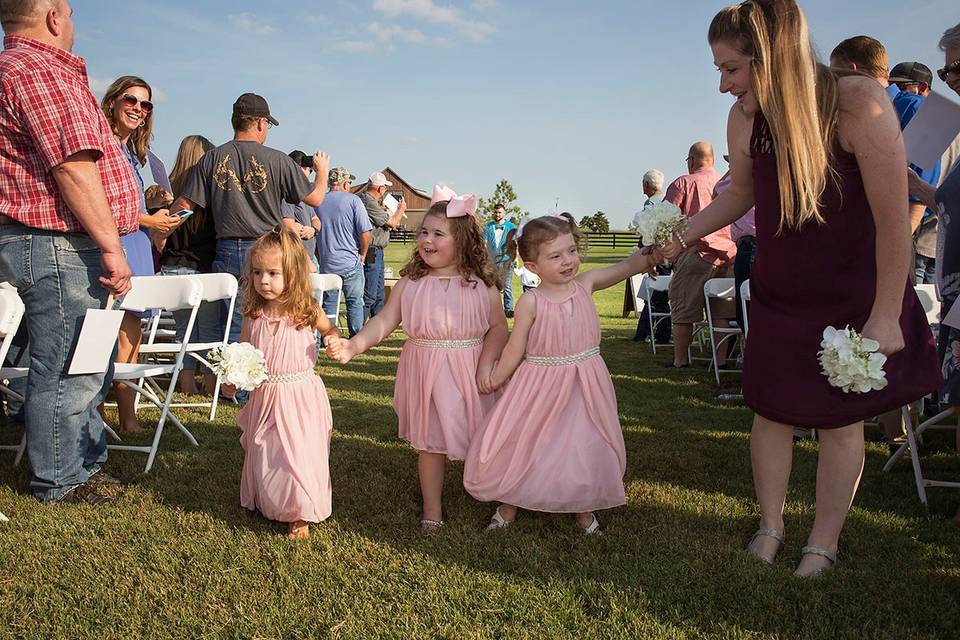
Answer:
[
  {"xmin": 410, "ymin": 338, "xmax": 483, "ymax": 349},
  {"xmin": 526, "ymin": 346, "xmax": 601, "ymax": 366},
  {"xmin": 264, "ymin": 369, "xmax": 314, "ymax": 384}
]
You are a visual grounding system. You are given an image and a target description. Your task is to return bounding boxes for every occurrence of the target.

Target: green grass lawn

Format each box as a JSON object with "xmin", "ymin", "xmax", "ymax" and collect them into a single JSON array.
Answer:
[{"xmin": 1, "ymin": 244, "xmax": 958, "ymax": 639}]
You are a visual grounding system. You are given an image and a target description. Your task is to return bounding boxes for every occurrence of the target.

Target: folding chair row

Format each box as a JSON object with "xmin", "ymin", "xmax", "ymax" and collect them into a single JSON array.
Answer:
[
  {"xmin": 630, "ymin": 273, "xmax": 673, "ymax": 355},
  {"xmin": 881, "ymin": 284, "xmax": 959, "ymax": 506},
  {"xmin": 137, "ymin": 272, "xmax": 239, "ymax": 422},
  {"xmin": 703, "ymin": 278, "xmax": 743, "ymax": 386}
]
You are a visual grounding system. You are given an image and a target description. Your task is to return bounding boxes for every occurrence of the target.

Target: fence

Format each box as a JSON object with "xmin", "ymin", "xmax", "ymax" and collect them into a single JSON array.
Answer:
[{"xmin": 389, "ymin": 229, "xmax": 640, "ymax": 249}]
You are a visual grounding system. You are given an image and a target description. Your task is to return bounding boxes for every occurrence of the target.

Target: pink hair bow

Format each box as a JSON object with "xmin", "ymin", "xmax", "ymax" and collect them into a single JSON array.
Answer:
[{"xmin": 430, "ymin": 184, "xmax": 478, "ymax": 218}]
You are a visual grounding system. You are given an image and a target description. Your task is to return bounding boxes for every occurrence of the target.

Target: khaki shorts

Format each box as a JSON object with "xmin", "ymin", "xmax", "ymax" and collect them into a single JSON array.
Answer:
[{"xmin": 668, "ymin": 250, "xmax": 735, "ymax": 324}]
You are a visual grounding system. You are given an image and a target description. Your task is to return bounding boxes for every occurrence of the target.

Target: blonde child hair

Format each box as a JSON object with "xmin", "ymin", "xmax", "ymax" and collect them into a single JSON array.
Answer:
[{"xmin": 241, "ymin": 226, "xmax": 323, "ymax": 330}]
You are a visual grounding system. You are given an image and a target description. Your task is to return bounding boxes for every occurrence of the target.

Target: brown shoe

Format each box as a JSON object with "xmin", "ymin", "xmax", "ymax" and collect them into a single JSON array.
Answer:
[
  {"xmin": 86, "ymin": 470, "xmax": 124, "ymax": 487},
  {"xmin": 55, "ymin": 482, "xmax": 118, "ymax": 506}
]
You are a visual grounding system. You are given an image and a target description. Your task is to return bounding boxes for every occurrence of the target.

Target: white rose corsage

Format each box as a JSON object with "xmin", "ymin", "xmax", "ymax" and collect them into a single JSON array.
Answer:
[
  {"xmin": 207, "ymin": 342, "xmax": 269, "ymax": 391},
  {"xmin": 818, "ymin": 326, "xmax": 888, "ymax": 394},
  {"xmin": 634, "ymin": 201, "xmax": 688, "ymax": 247}
]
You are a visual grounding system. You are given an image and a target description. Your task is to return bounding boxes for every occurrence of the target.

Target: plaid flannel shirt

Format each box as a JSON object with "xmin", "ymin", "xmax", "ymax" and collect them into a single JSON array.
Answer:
[{"xmin": 0, "ymin": 36, "xmax": 140, "ymax": 234}]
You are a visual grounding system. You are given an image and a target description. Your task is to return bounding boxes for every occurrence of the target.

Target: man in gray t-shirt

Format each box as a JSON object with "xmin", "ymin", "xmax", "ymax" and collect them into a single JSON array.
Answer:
[
  {"xmin": 359, "ymin": 172, "xmax": 406, "ymax": 319},
  {"xmin": 169, "ymin": 93, "xmax": 330, "ymax": 345}
]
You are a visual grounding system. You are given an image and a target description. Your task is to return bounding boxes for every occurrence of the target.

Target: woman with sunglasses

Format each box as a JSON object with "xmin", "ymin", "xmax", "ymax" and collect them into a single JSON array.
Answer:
[
  {"xmin": 908, "ymin": 23, "xmax": 960, "ymax": 522},
  {"xmin": 100, "ymin": 76, "xmax": 183, "ymax": 433}
]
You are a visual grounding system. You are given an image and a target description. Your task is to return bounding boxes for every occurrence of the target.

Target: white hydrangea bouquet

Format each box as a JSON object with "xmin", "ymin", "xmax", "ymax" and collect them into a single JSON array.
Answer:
[
  {"xmin": 207, "ymin": 342, "xmax": 268, "ymax": 391},
  {"xmin": 634, "ymin": 201, "xmax": 688, "ymax": 247},
  {"xmin": 818, "ymin": 326, "xmax": 888, "ymax": 394}
]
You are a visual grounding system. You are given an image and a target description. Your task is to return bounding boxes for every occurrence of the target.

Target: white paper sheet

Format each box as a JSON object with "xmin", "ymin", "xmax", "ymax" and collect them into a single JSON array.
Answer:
[
  {"xmin": 943, "ymin": 297, "xmax": 960, "ymax": 330},
  {"xmin": 903, "ymin": 92, "xmax": 960, "ymax": 171},
  {"xmin": 382, "ymin": 193, "xmax": 399, "ymax": 214},
  {"xmin": 67, "ymin": 309, "xmax": 124, "ymax": 375}
]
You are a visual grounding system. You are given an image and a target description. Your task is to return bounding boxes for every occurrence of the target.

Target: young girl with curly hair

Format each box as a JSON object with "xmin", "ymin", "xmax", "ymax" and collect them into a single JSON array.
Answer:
[{"xmin": 327, "ymin": 188, "xmax": 508, "ymax": 531}]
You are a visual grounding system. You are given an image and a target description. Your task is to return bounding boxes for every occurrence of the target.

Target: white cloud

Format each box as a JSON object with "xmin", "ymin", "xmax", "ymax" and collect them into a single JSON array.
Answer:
[
  {"xmin": 87, "ymin": 76, "xmax": 112, "ymax": 99},
  {"xmin": 332, "ymin": 40, "xmax": 377, "ymax": 53},
  {"xmin": 372, "ymin": 0, "xmax": 495, "ymax": 42},
  {"xmin": 368, "ymin": 22, "xmax": 428, "ymax": 44},
  {"xmin": 227, "ymin": 13, "xmax": 277, "ymax": 36}
]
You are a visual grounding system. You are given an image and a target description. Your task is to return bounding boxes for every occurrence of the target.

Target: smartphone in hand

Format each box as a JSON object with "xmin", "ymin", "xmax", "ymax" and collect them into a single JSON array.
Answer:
[{"xmin": 172, "ymin": 209, "xmax": 194, "ymax": 219}]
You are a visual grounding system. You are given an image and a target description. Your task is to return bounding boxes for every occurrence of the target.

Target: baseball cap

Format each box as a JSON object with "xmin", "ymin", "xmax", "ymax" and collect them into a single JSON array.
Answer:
[
  {"xmin": 232, "ymin": 93, "xmax": 279, "ymax": 126},
  {"xmin": 328, "ymin": 166, "xmax": 356, "ymax": 186},
  {"xmin": 889, "ymin": 62, "xmax": 933, "ymax": 86},
  {"xmin": 369, "ymin": 172, "xmax": 393, "ymax": 187}
]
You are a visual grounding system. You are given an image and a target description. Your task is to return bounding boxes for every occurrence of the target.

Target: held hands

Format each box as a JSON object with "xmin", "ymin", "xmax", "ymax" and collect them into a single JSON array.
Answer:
[
  {"xmin": 477, "ymin": 362, "xmax": 498, "ymax": 394},
  {"xmin": 325, "ymin": 335, "xmax": 355, "ymax": 364},
  {"xmin": 145, "ymin": 188, "xmax": 174, "ymax": 211},
  {"xmin": 661, "ymin": 234, "xmax": 686, "ymax": 262},
  {"xmin": 862, "ymin": 314, "xmax": 905, "ymax": 357},
  {"xmin": 632, "ymin": 246, "xmax": 664, "ymax": 277},
  {"xmin": 298, "ymin": 224, "xmax": 316, "ymax": 240}
]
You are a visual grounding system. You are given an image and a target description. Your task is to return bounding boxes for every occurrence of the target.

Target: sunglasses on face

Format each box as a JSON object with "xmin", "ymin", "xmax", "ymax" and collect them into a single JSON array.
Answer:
[
  {"xmin": 118, "ymin": 93, "xmax": 153, "ymax": 114},
  {"xmin": 937, "ymin": 59, "xmax": 960, "ymax": 82}
]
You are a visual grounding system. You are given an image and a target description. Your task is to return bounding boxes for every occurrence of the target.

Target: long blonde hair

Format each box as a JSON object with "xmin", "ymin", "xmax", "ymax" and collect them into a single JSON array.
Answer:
[
  {"xmin": 241, "ymin": 227, "xmax": 323, "ymax": 330},
  {"xmin": 169, "ymin": 135, "xmax": 214, "ymax": 197},
  {"xmin": 709, "ymin": 0, "xmax": 839, "ymax": 231},
  {"xmin": 100, "ymin": 76, "xmax": 154, "ymax": 165}
]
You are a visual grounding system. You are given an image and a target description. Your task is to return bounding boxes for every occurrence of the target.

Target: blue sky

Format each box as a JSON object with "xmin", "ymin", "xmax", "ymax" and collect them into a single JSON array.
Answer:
[{"xmin": 74, "ymin": 0, "xmax": 958, "ymax": 228}]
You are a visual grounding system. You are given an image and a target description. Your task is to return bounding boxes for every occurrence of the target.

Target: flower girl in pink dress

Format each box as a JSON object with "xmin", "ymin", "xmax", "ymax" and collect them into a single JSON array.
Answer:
[
  {"xmin": 327, "ymin": 188, "xmax": 508, "ymax": 532},
  {"xmin": 464, "ymin": 216, "xmax": 661, "ymax": 533},
  {"xmin": 236, "ymin": 228, "xmax": 340, "ymax": 539}
]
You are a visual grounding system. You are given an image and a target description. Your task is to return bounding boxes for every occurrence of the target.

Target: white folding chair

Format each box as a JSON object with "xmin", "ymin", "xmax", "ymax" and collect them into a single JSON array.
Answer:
[
  {"xmin": 643, "ymin": 274, "xmax": 672, "ymax": 354},
  {"xmin": 0, "ymin": 284, "xmax": 27, "ymax": 466},
  {"xmin": 881, "ymin": 285, "xmax": 958, "ymax": 505},
  {"xmin": 703, "ymin": 278, "xmax": 742, "ymax": 385},
  {"xmin": 108, "ymin": 275, "xmax": 203, "ymax": 473},
  {"xmin": 740, "ymin": 279, "xmax": 750, "ymax": 338},
  {"xmin": 310, "ymin": 273, "xmax": 344, "ymax": 330},
  {"xmin": 138, "ymin": 273, "xmax": 239, "ymax": 421},
  {"xmin": 883, "ymin": 406, "xmax": 959, "ymax": 507},
  {"xmin": 629, "ymin": 273, "xmax": 647, "ymax": 317}
]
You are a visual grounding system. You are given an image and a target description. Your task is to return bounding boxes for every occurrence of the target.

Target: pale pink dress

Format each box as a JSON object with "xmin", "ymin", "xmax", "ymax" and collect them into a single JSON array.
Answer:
[
  {"xmin": 463, "ymin": 280, "xmax": 626, "ymax": 513},
  {"xmin": 394, "ymin": 275, "xmax": 498, "ymax": 459},
  {"xmin": 237, "ymin": 314, "xmax": 333, "ymax": 523}
]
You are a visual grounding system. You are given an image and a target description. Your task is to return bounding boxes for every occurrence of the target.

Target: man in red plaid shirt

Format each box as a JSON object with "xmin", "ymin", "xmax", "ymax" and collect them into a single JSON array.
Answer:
[{"xmin": 0, "ymin": 0, "xmax": 141, "ymax": 504}]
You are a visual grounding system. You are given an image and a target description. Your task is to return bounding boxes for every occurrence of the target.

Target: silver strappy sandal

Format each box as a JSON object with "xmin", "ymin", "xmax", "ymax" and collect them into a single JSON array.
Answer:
[
  {"xmin": 795, "ymin": 546, "xmax": 838, "ymax": 577},
  {"xmin": 485, "ymin": 506, "xmax": 513, "ymax": 531},
  {"xmin": 746, "ymin": 528, "xmax": 785, "ymax": 564}
]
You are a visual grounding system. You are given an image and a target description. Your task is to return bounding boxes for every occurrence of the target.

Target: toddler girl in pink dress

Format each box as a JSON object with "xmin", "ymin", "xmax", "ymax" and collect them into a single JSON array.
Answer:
[
  {"xmin": 464, "ymin": 216, "xmax": 661, "ymax": 533},
  {"xmin": 236, "ymin": 228, "xmax": 340, "ymax": 539},
  {"xmin": 327, "ymin": 188, "xmax": 508, "ymax": 531}
]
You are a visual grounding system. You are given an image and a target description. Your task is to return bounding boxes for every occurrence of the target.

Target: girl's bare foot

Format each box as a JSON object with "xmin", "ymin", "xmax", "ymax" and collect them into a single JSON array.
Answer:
[{"xmin": 288, "ymin": 521, "xmax": 310, "ymax": 539}]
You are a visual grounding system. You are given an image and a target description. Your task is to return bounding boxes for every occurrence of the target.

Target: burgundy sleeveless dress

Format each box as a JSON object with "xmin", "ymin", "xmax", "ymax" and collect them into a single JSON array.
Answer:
[{"xmin": 742, "ymin": 113, "xmax": 941, "ymax": 428}]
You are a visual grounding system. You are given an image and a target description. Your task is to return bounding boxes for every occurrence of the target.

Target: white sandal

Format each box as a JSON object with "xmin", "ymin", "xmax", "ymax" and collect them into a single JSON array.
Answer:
[
  {"xmin": 419, "ymin": 517, "xmax": 445, "ymax": 532},
  {"xmin": 485, "ymin": 506, "xmax": 513, "ymax": 531},
  {"xmin": 580, "ymin": 514, "xmax": 602, "ymax": 535}
]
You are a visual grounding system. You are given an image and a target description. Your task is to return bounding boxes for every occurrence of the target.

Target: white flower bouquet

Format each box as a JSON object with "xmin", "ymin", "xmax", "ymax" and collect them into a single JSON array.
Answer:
[
  {"xmin": 634, "ymin": 201, "xmax": 688, "ymax": 247},
  {"xmin": 818, "ymin": 326, "xmax": 888, "ymax": 394},
  {"xmin": 207, "ymin": 342, "xmax": 269, "ymax": 391}
]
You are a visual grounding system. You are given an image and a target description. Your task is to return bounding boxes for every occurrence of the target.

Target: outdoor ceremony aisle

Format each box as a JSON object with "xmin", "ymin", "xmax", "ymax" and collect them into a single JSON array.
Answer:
[{"xmin": 0, "ymin": 245, "xmax": 957, "ymax": 639}]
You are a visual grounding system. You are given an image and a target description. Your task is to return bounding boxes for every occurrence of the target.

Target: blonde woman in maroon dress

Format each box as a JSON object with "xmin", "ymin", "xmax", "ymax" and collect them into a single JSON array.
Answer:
[{"xmin": 663, "ymin": 0, "xmax": 940, "ymax": 576}]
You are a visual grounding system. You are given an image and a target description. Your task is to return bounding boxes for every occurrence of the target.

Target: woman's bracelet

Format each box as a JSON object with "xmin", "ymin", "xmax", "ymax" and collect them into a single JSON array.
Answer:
[{"xmin": 677, "ymin": 235, "xmax": 688, "ymax": 250}]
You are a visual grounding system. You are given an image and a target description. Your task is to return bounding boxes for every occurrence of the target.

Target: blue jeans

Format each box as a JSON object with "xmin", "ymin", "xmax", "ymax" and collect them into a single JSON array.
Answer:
[
  {"xmin": 915, "ymin": 253, "xmax": 936, "ymax": 285},
  {"xmin": 0, "ymin": 228, "xmax": 113, "ymax": 501},
  {"xmin": 498, "ymin": 265, "xmax": 514, "ymax": 313},
  {"xmin": 322, "ymin": 262, "xmax": 365, "ymax": 337},
  {"xmin": 159, "ymin": 266, "xmax": 223, "ymax": 372},
  {"xmin": 734, "ymin": 235, "xmax": 757, "ymax": 331},
  {"xmin": 212, "ymin": 239, "xmax": 256, "ymax": 343},
  {"xmin": 363, "ymin": 246, "xmax": 385, "ymax": 320}
]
